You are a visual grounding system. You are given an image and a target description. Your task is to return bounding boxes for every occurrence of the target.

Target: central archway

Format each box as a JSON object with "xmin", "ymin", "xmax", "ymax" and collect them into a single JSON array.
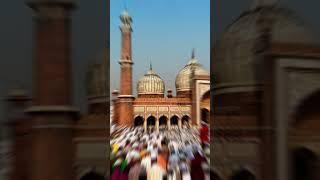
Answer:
[
  {"xmin": 211, "ymin": 170, "xmax": 221, "ymax": 180},
  {"xmin": 290, "ymin": 90, "xmax": 320, "ymax": 180},
  {"xmin": 182, "ymin": 115, "xmax": 190, "ymax": 128},
  {"xmin": 201, "ymin": 108, "xmax": 209, "ymax": 124},
  {"xmin": 292, "ymin": 147, "xmax": 318, "ymax": 180},
  {"xmin": 147, "ymin": 116, "xmax": 156, "ymax": 129},
  {"xmin": 159, "ymin": 116, "xmax": 168, "ymax": 130},
  {"xmin": 170, "ymin": 115, "xmax": 179, "ymax": 128},
  {"xmin": 134, "ymin": 116, "xmax": 144, "ymax": 127}
]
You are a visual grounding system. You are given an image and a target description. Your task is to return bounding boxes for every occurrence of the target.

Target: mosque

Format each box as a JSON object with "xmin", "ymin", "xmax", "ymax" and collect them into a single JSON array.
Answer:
[{"xmin": 111, "ymin": 10, "xmax": 210, "ymax": 130}]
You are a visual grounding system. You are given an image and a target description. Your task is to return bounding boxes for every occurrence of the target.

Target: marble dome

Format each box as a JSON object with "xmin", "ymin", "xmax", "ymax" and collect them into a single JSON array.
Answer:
[
  {"xmin": 137, "ymin": 66, "xmax": 165, "ymax": 95},
  {"xmin": 213, "ymin": 5, "xmax": 319, "ymax": 92},
  {"xmin": 175, "ymin": 55, "xmax": 209, "ymax": 92}
]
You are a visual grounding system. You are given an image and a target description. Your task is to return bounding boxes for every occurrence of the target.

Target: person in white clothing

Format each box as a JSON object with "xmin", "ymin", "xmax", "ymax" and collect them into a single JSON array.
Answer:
[
  {"xmin": 141, "ymin": 153, "xmax": 151, "ymax": 171},
  {"xmin": 147, "ymin": 158, "xmax": 165, "ymax": 180}
]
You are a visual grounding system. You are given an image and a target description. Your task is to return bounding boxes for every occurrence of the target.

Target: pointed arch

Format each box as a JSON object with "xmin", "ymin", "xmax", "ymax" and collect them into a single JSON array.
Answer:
[
  {"xmin": 201, "ymin": 108, "xmax": 209, "ymax": 123},
  {"xmin": 134, "ymin": 116, "xmax": 144, "ymax": 127},
  {"xmin": 211, "ymin": 170, "xmax": 222, "ymax": 180},
  {"xmin": 291, "ymin": 147, "xmax": 318, "ymax": 180},
  {"xmin": 170, "ymin": 115, "xmax": 179, "ymax": 126},
  {"xmin": 159, "ymin": 115, "xmax": 168, "ymax": 127},
  {"xmin": 147, "ymin": 116, "xmax": 156, "ymax": 127},
  {"xmin": 293, "ymin": 89, "xmax": 320, "ymax": 125},
  {"xmin": 182, "ymin": 115, "xmax": 191, "ymax": 127}
]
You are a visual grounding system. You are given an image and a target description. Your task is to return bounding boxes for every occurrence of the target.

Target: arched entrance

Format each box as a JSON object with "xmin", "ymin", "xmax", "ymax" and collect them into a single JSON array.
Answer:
[
  {"xmin": 211, "ymin": 170, "xmax": 221, "ymax": 180},
  {"xmin": 147, "ymin": 116, "xmax": 156, "ymax": 130},
  {"xmin": 201, "ymin": 108, "xmax": 209, "ymax": 124},
  {"xmin": 170, "ymin": 115, "xmax": 179, "ymax": 128},
  {"xmin": 229, "ymin": 169, "xmax": 255, "ymax": 180},
  {"xmin": 293, "ymin": 90, "xmax": 320, "ymax": 126},
  {"xmin": 290, "ymin": 90, "xmax": 320, "ymax": 180},
  {"xmin": 182, "ymin": 115, "xmax": 190, "ymax": 128},
  {"xmin": 134, "ymin": 116, "xmax": 144, "ymax": 127},
  {"xmin": 159, "ymin": 116, "xmax": 168, "ymax": 130},
  {"xmin": 291, "ymin": 147, "xmax": 318, "ymax": 180},
  {"xmin": 80, "ymin": 171, "xmax": 105, "ymax": 180},
  {"xmin": 200, "ymin": 90, "xmax": 210, "ymax": 125}
]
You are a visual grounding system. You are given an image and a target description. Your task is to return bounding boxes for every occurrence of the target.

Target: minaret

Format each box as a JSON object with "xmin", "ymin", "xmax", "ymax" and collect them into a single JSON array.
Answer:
[
  {"xmin": 25, "ymin": 1, "xmax": 78, "ymax": 180},
  {"xmin": 118, "ymin": 9, "xmax": 134, "ymax": 125}
]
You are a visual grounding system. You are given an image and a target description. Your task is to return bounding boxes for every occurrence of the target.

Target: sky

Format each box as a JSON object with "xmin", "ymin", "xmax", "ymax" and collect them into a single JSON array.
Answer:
[
  {"xmin": 1, "ymin": 0, "xmax": 320, "ymax": 122},
  {"xmin": 110, "ymin": 0, "xmax": 210, "ymax": 95}
]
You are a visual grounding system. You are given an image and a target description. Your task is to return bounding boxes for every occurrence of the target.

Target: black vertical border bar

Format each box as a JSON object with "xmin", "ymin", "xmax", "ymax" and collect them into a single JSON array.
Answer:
[
  {"xmin": 210, "ymin": 0, "xmax": 214, "ymax": 171},
  {"xmin": 105, "ymin": 0, "xmax": 111, "ymax": 179}
]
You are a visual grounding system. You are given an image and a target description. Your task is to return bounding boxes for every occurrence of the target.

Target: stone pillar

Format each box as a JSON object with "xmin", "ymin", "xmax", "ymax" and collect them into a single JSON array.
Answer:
[
  {"xmin": 255, "ymin": 12, "xmax": 276, "ymax": 180},
  {"xmin": 156, "ymin": 119, "xmax": 159, "ymax": 132},
  {"xmin": 118, "ymin": 10, "xmax": 134, "ymax": 126},
  {"xmin": 144, "ymin": 115, "xmax": 147, "ymax": 131},
  {"xmin": 191, "ymin": 77, "xmax": 198, "ymax": 127},
  {"xmin": 168, "ymin": 111, "xmax": 171, "ymax": 130},
  {"xmin": 156, "ymin": 111, "xmax": 159, "ymax": 132},
  {"xmin": 25, "ymin": 1, "xmax": 78, "ymax": 180},
  {"xmin": 178, "ymin": 118, "xmax": 182, "ymax": 129}
]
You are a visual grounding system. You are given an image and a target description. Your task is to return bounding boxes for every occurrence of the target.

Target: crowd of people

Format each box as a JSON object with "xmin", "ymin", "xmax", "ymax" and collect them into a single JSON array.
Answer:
[{"xmin": 110, "ymin": 122, "xmax": 210, "ymax": 180}]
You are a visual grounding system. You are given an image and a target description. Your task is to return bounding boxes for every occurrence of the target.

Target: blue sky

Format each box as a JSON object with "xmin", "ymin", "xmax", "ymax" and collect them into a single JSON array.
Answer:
[{"xmin": 110, "ymin": 0, "xmax": 210, "ymax": 95}]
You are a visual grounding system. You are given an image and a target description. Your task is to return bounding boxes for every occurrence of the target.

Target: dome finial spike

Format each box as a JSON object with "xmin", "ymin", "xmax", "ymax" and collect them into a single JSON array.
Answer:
[
  {"xmin": 191, "ymin": 48, "xmax": 195, "ymax": 59},
  {"xmin": 123, "ymin": 0, "xmax": 127, "ymax": 11},
  {"xmin": 149, "ymin": 61, "xmax": 152, "ymax": 71}
]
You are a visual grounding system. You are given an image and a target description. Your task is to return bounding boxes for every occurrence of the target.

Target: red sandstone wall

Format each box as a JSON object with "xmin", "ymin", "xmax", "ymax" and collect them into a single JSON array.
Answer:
[{"xmin": 34, "ymin": 19, "xmax": 72, "ymax": 106}]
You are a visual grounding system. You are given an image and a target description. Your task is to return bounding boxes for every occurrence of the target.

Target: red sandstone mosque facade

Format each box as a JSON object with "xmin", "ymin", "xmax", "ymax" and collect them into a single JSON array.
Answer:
[{"xmin": 111, "ymin": 10, "xmax": 211, "ymax": 129}]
